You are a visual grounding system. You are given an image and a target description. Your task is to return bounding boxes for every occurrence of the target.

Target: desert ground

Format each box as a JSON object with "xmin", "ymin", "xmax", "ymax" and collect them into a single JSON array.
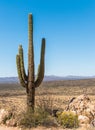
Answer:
[{"xmin": 0, "ymin": 78, "xmax": 95, "ymax": 130}]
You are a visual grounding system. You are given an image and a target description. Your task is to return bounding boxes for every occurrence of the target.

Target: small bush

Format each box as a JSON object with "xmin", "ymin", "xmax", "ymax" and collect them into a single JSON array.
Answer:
[
  {"xmin": 57, "ymin": 111, "xmax": 79, "ymax": 128},
  {"xmin": 36, "ymin": 95, "xmax": 54, "ymax": 115},
  {"xmin": 2, "ymin": 111, "xmax": 13, "ymax": 124},
  {"xmin": 18, "ymin": 108, "xmax": 52, "ymax": 128}
]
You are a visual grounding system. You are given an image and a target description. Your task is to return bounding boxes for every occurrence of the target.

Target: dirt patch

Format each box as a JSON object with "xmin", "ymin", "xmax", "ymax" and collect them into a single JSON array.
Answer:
[{"xmin": 0, "ymin": 126, "xmax": 20, "ymax": 130}]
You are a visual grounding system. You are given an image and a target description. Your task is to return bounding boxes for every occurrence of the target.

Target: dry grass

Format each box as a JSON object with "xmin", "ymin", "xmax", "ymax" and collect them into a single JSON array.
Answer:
[{"xmin": 0, "ymin": 78, "xmax": 95, "ymax": 129}]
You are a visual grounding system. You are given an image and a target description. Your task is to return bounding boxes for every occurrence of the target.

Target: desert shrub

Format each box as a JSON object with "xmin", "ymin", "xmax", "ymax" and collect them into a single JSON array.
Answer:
[
  {"xmin": 1, "ymin": 109, "xmax": 13, "ymax": 124},
  {"xmin": 17, "ymin": 107, "xmax": 53, "ymax": 128},
  {"xmin": 36, "ymin": 95, "xmax": 54, "ymax": 115},
  {"xmin": 36, "ymin": 95, "xmax": 62, "ymax": 116},
  {"xmin": 2, "ymin": 113, "xmax": 13, "ymax": 124},
  {"xmin": 57, "ymin": 111, "xmax": 79, "ymax": 128}
]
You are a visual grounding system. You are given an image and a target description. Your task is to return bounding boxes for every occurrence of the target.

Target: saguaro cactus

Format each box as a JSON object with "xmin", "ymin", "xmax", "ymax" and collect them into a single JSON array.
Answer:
[{"xmin": 16, "ymin": 14, "xmax": 45, "ymax": 110}]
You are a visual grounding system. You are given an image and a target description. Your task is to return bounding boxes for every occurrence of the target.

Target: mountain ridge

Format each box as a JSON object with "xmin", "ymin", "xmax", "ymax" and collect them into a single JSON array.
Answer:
[{"xmin": 0, "ymin": 75, "xmax": 95, "ymax": 83}]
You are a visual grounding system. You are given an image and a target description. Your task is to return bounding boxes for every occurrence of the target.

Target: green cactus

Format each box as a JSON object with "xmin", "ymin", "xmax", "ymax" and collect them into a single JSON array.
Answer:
[{"xmin": 16, "ymin": 14, "xmax": 45, "ymax": 111}]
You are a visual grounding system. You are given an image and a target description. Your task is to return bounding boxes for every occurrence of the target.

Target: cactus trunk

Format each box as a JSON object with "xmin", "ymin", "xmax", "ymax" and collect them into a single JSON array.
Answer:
[
  {"xmin": 27, "ymin": 83, "xmax": 35, "ymax": 110},
  {"xmin": 16, "ymin": 14, "xmax": 45, "ymax": 111}
]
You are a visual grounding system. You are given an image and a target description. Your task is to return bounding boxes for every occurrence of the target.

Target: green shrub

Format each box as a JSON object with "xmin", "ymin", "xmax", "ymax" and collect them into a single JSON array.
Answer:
[
  {"xmin": 18, "ymin": 108, "xmax": 52, "ymax": 128},
  {"xmin": 57, "ymin": 111, "xmax": 79, "ymax": 128}
]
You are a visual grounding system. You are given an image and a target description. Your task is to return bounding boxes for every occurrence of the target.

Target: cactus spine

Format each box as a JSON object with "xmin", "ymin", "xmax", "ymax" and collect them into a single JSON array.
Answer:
[{"xmin": 16, "ymin": 14, "xmax": 45, "ymax": 110}]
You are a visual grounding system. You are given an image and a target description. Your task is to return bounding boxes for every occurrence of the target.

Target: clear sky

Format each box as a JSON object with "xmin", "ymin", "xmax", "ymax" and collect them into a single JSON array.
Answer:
[{"xmin": 0, "ymin": 0, "xmax": 95, "ymax": 77}]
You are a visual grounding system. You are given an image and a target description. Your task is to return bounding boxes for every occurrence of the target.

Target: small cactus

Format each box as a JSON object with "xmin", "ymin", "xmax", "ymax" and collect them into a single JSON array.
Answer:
[{"xmin": 16, "ymin": 14, "xmax": 45, "ymax": 111}]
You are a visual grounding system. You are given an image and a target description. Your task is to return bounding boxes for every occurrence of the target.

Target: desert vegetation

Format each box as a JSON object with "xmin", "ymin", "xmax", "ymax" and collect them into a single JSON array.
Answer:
[{"xmin": 0, "ymin": 78, "xmax": 95, "ymax": 129}]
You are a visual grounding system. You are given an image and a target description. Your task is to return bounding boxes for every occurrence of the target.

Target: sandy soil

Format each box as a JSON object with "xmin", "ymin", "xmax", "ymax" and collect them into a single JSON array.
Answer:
[
  {"xmin": 0, "ymin": 126, "xmax": 94, "ymax": 130},
  {"xmin": 0, "ymin": 126, "xmax": 20, "ymax": 130}
]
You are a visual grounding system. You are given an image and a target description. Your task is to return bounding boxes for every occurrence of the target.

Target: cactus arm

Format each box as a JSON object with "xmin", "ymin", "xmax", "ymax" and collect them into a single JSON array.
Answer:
[
  {"xmin": 35, "ymin": 38, "xmax": 45, "ymax": 87},
  {"xmin": 16, "ymin": 55, "xmax": 27, "ymax": 88},
  {"xmin": 19, "ymin": 45, "xmax": 28, "ymax": 81},
  {"xmin": 28, "ymin": 14, "xmax": 35, "ymax": 83}
]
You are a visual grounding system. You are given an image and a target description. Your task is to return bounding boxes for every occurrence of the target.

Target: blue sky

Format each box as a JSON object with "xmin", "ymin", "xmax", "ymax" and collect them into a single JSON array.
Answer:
[{"xmin": 0, "ymin": 0, "xmax": 95, "ymax": 77}]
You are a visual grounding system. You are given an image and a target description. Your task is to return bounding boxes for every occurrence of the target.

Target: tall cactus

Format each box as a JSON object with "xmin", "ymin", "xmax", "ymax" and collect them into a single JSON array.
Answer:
[{"xmin": 16, "ymin": 14, "xmax": 45, "ymax": 110}]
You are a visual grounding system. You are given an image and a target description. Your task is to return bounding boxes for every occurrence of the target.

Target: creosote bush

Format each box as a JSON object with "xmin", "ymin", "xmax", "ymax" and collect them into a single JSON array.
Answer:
[
  {"xmin": 57, "ymin": 111, "xmax": 79, "ymax": 128},
  {"xmin": 17, "ymin": 108, "xmax": 55, "ymax": 128}
]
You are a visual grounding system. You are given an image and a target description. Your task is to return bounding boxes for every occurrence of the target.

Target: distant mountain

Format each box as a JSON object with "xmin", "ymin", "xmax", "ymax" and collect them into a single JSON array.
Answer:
[
  {"xmin": 0, "ymin": 77, "xmax": 19, "ymax": 83},
  {"xmin": 0, "ymin": 75, "xmax": 95, "ymax": 83},
  {"xmin": 44, "ymin": 75, "xmax": 95, "ymax": 81}
]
